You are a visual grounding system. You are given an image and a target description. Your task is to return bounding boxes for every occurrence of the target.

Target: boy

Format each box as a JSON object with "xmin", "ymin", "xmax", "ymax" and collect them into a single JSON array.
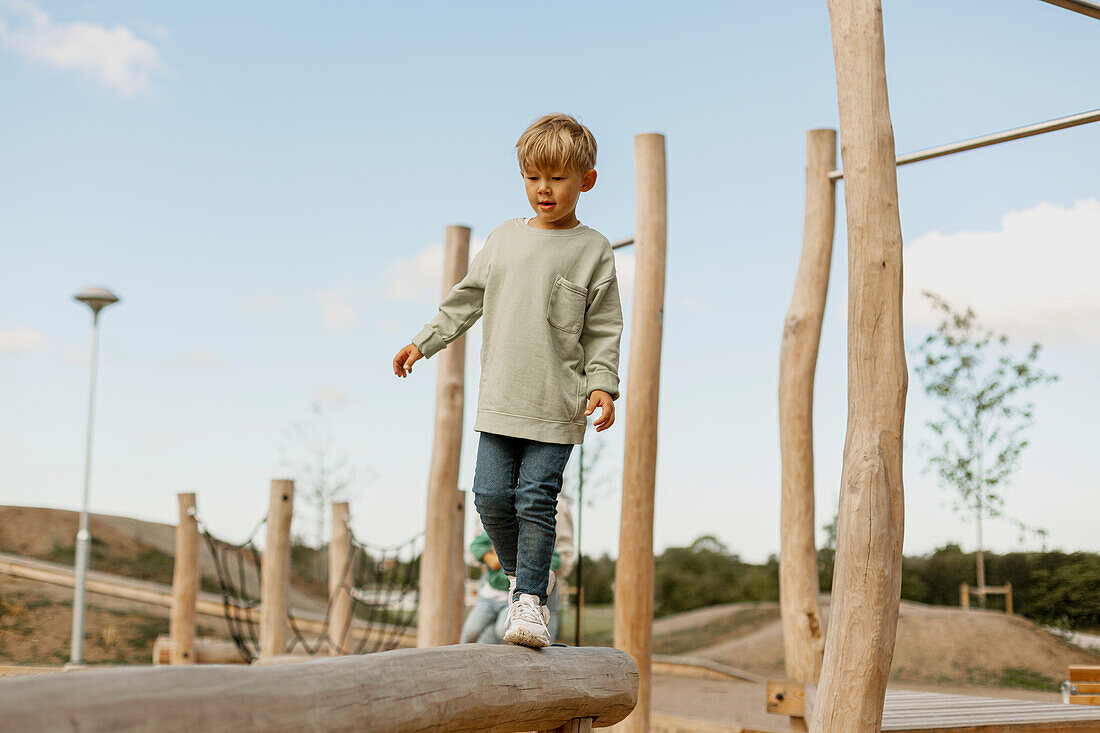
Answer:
[{"xmin": 392, "ymin": 112, "xmax": 623, "ymax": 648}]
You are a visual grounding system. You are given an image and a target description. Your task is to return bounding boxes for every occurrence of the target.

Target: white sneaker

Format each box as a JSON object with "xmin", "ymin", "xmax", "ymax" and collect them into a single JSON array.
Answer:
[{"xmin": 503, "ymin": 593, "xmax": 551, "ymax": 648}]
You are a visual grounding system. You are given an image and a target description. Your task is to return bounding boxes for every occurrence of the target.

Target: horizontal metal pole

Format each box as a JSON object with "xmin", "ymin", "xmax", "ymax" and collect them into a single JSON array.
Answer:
[
  {"xmin": 1039, "ymin": 0, "xmax": 1100, "ymax": 20},
  {"xmin": 611, "ymin": 236, "xmax": 635, "ymax": 250},
  {"xmin": 828, "ymin": 107, "xmax": 1100, "ymax": 181}
]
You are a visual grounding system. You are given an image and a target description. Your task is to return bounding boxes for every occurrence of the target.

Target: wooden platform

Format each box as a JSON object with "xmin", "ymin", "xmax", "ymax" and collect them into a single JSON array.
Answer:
[
  {"xmin": 651, "ymin": 675, "xmax": 1100, "ymax": 733},
  {"xmin": 882, "ymin": 690, "xmax": 1100, "ymax": 732}
]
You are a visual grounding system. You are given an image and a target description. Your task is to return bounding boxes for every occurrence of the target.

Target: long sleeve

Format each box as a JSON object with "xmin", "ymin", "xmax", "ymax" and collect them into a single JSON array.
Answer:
[
  {"xmin": 412, "ymin": 238, "xmax": 494, "ymax": 360},
  {"xmin": 579, "ymin": 248, "xmax": 623, "ymax": 401}
]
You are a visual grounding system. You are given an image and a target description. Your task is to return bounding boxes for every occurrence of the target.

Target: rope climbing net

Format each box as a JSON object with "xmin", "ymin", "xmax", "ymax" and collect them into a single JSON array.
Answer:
[{"xmin": 193, "ymin": 509, "xmax": 423, "ymax": 663}]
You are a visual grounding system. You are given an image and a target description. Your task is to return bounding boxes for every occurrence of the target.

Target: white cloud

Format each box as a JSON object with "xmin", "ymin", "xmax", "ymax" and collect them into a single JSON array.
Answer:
[
  {"xmin": 904, "ymin": 199, "xmax": 1100, "ymax": 342},
  {"xmin": 381, "ymin": 239, "xmax": 487, "ymax": 303},
  {"xmin": 0, "ymin": 0, "xmax": 163, "ymax": 95},
  {"xmin": 613, "ymin": 250, "xmax": 635, "ymax": 305},
  {"xmin": 314, "ymin": 385, "xmax": 351, "ymax": 408},
  {"xmin": 316, "ymin": 286, "xmax": 358, "ymax": 332},
  {"xmin": 0, "ymin": 324, "xmax": 48, "ymax": 355}
]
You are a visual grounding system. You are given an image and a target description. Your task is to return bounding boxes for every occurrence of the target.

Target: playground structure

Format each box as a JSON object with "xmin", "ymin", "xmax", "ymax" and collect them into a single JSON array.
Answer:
[
  {"xmin": 3, "ymin": 1, "xmax": 1100, "ymax": 731},
  {"xmin": 959, "ymin": 583, "xmax": 1014, "ymax": 614},
  {"xmin": 168, "ymin": 485, "xmax": 422, "ymax": 664},
  {"xmin": 774, "ymin": 0, "xmax": 1100, "ymax": 730}
]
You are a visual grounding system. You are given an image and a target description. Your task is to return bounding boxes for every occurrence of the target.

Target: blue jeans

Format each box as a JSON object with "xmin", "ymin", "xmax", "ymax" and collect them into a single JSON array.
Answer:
[
  {"xmin": 472, "ymin": 431, "xmax": 573, "ymax": 604},
  {"xmin": 460, "ymin": 594, "xmax": 508, "ymax": 644}
]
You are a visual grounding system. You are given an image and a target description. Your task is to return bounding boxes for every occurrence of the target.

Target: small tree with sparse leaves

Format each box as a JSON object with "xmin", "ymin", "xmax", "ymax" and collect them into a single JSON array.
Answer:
[{"xmin": 911, "ymin": 292, "xmax": 1056, "ymax": 607}]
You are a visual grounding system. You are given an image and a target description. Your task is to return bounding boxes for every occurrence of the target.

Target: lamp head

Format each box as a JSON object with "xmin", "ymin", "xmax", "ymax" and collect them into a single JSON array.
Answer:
[{"xmin": 74, "ymin": 287, "xmax": 120, "ymax": 316}]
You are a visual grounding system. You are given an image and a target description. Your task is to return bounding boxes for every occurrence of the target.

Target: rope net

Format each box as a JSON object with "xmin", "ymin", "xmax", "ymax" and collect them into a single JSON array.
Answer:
[{"xmin": 195, "ymin": 510, "xmax": 423, "ymax": 663}]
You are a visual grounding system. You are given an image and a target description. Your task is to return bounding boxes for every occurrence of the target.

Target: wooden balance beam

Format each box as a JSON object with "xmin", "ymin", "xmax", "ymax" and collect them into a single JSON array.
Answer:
[{"xmin": 0, "ymin": 644, "xmax": 637, "ymax": 733}]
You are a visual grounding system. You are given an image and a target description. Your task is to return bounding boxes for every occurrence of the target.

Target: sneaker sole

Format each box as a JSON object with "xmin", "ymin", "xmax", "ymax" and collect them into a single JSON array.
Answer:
[{"xmin": 503, "ymin": 625, "xmax": 549, "ymax": 648}]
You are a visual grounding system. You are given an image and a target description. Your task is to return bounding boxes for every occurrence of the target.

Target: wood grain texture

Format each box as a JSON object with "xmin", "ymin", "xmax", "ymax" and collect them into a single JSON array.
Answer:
[
  {"xmin": 169, "ymin": 493, "xmax": 198, "ymax": 665},
  {"xmin": 0, "ymin": 644, "xmax": 638, "ymax": 732},
  {"xmin": 614, "ymin": 132, "xmax": 667, "ymax": 733},
  {"xmin": 814, "ymin": 0, "xmax": 907, "ymax": 730},
  {"xmin": 328, "ymin": 502, "xmax": 353, "ymax": 651},
  {"xmin": 419, "ymin": 225, "xmax": 470, "ymax": 648},
  {"xmin": 260, "ymin": 479, "xmax": 294, "ymax": 659},
  {"xmin": 778, "ymin": 128, "xmax": 836, "ymax": 694}
]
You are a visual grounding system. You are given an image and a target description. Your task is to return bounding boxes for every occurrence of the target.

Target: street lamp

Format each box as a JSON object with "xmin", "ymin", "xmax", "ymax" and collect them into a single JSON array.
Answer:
[{"xmin": 68, "ymin": 286, "xmax": 120, "ymax": 667}]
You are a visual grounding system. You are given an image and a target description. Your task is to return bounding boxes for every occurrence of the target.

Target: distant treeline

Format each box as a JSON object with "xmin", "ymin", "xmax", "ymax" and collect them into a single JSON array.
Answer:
[{"xmin": 567, "ymin": 536, "xmax": 1100, "ymax": 628}]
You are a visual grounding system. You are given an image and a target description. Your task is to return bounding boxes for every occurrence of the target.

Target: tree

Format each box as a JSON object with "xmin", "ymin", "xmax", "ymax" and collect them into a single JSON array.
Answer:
[
  {"xmin": 278, "ymin": 401, "xmax": 376, "ymax": 553},
  {"xmin": 911, "ymin": 292, "xmax": 1057, "ymax": 606}
]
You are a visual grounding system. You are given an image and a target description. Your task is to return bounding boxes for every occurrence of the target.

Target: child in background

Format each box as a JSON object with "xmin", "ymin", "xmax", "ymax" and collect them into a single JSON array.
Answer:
[{"xmin": 393, "ymin": 113, "xmax": 622, "ymax": 647}]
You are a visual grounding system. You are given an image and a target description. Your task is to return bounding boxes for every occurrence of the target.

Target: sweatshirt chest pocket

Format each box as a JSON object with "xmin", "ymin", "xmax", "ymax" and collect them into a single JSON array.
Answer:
[{"xmin": 546, "ymin": 275, "xmax": 588, "ymax": 334}]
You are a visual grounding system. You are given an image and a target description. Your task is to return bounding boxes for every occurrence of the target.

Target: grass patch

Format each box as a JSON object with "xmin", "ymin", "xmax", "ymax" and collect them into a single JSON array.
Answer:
[{"xmin": 997, "ymin": 668, "xmax": 1060, "ymax": 692}]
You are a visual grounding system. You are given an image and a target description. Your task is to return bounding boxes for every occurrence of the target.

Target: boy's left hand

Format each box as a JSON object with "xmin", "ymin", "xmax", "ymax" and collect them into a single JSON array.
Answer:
[{"xmin": 585, "ymin": 390, "xmax": 615, "ymax": 432}]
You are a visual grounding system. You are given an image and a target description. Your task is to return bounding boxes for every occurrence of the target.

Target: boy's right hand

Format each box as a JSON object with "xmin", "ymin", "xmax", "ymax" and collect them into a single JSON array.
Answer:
[{"xmin": 393, "ymin": 343, "xmax": 423, "ymax": 378}]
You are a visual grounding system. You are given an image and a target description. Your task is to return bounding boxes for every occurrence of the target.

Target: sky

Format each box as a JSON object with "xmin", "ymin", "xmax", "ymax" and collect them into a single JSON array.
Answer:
[{"xmin": 1, "ymin": 1, "xmax": 1097, "ymax": 563}]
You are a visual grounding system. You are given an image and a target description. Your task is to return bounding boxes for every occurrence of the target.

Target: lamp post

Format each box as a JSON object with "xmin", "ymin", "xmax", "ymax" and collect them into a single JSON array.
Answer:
[{"xmin": 68, "ymin": 286, "xmax": 120, "ymax": 667}]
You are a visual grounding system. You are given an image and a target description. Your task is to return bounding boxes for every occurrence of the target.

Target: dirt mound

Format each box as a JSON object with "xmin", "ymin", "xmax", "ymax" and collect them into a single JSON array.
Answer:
[
  {"xmin": 0, "ymin": 505, "xmax": 327, "ymax": 613},
  {"xmin": 685, "ymin": 600, "xmax": 1100, "ymax": 690}
]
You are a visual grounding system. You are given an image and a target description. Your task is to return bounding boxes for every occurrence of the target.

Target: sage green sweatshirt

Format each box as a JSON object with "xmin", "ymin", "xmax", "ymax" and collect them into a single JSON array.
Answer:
[{"xmin": 412, "ymin": 217, "xmax": 623, "ymax": 444}]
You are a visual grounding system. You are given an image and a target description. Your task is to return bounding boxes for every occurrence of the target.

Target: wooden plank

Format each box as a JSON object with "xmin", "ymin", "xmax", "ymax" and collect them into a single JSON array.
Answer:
[
  {"xmin": 1074, "ymin": 683, "xmax": 1100, "ymax": 693},
  {"xmin": 1070, "ymin": 665, "xmax": 1100, "ymax": 682},
  {"xmin": 880, "ymin": 689, "xmax": 1100, "ymax": 730},
  {"xmin": 1069, "ymin": 695, "xmax": 1100, "ymax": 706},
  {"xmin": 0, "ymin": 645, "xmax": 638, "ymax": 733}
]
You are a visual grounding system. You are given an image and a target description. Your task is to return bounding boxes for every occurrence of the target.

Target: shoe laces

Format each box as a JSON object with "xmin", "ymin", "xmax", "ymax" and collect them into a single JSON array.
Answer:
[{"xmin": 513, "ymin": 595, "xmax": 549, "ymax": 634}]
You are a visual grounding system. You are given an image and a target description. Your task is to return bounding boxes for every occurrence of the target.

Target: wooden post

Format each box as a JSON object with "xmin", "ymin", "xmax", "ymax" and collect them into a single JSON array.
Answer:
[
  {"xmin": 1005, "ymin": 582, "xmax": 1013, "ymax": 615},
  {"xmin": 778, "ymin": 129, "xmax": 837, "ymax": 721},
  {"xmin": 329, "ymin": 501, "xmax": 352, "ymax": 652},
  {"xmin": 613, "ymin": 132, "xmax": 667, "ymax": 733},
  {"xmin": 419, "ymin": 224, "xmax": 470, "ymax": 648},
  {"xmin": 260, "ymin": 479, "xmax": 294, "ymax": 659},
  {"xmin": 815, "ymin": 0, "xmax": 907, "ymax": 729},
  {"xmin": 169, "ymin": 493, "xmax": 198, "ymax": 665},
  {"xmin": 960, "ymin": 583, "xmax": 970, "ymax": 610},
  {"xmin": 450, "ymin": 490, "xmax": 467, "ymax": 644}
]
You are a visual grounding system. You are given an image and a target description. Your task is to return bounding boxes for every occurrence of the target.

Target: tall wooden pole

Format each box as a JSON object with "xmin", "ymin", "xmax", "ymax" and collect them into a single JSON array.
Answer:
[
  {"xmin": 778, "ymin": 130, "xmax": 837, "ymax": 718},
  {"xmin": 613, "ymin": 132, "xmax": 667, "ymax": 733},
  {"xmin": 815, "ymin": 0, "xmax": 907, "ymax": 729},
  {"xmin": 450, "ymin": 490, "xmax": 467, "ymax": 644},
  {"xmin": 260, "ymin": 479, "xmax": 295, "ymax": 659},
  {"xmin": 169, "ymin": 492, "xmax": 198, "ymax": 665},
  {"xmin": 329, "ymin": 501, "xmax": 352, "ymax": 652},
  {"xmin": 418, "ymin": 224, "xmax": 470, "ymax": 648}
]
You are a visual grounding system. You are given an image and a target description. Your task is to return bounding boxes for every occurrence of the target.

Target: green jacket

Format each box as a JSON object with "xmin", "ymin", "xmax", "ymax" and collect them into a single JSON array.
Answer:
[
  {"xmin": 470, "ymin": 531, "xmax": 559, "ymax": 592},
  {"xmin": 413, "ymin": 218, "xmax": 622, "ymax": 445}
]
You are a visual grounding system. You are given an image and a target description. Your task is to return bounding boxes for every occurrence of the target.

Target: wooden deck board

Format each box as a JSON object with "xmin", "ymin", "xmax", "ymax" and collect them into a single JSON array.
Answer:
[
  {"xmin": 653, "ymin": 675, "xmax": 1100, "ymax": 733},
  {"xmin": 882, "ymin": 690, "xmax": 1100, "ymax": 731}
]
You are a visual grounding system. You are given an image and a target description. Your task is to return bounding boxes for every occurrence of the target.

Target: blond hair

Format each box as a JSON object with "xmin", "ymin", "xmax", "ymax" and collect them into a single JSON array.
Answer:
[{"xmin": 515, "ymin": 113, "xmax": 597, "ymax": 176}]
